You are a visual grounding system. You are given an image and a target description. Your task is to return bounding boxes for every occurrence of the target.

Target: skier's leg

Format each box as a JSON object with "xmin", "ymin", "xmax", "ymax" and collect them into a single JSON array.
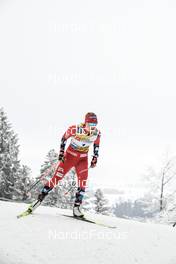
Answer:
[
  {"xmin": 45, "ymin": 152, "xmax": 76, "ymax": 189},
  {"xmin": 26, "ymin": 185, "xmax": 53, "ymax": 214},
  {"xmin": 73, "ymin": 156, "xmax": 88, "ymax": 217},
  {"xmin": 29, "ymin": 152, "xmax": 76, "ymax": 213}
]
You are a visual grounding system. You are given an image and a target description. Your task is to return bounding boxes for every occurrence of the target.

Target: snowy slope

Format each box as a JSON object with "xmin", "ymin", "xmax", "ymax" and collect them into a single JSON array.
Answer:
[{"xmin": 0, "ymin": 201, "xmax": 176, "ymax": 264}]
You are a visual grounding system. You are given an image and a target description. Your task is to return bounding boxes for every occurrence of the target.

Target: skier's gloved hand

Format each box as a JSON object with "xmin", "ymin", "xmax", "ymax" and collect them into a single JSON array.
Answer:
[
  {"xmin": 58, "ymin": 149, "xmax": 65, "ymax": 162},
  {"xmin": 90, "ymin": 156, "xmax": 98, "ymax": 168}
]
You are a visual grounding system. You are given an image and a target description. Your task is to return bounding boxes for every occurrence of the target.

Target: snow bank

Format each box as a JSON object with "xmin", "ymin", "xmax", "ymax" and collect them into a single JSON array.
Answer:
[{"xmin": 0, "ymin": 201, "xmax": 176, "ymax": 264}]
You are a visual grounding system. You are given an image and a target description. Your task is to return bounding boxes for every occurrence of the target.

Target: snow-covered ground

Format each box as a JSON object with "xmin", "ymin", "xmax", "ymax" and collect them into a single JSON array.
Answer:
[{"xmin": 0, "ymin": 201, "xmax": 176, "ymax": 264}]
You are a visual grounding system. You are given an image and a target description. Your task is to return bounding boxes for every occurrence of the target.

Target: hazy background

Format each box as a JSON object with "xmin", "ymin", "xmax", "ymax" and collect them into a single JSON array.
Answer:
[{"xmin": 1, "ymin": 0, "xmax": 176, "ymax": 194}]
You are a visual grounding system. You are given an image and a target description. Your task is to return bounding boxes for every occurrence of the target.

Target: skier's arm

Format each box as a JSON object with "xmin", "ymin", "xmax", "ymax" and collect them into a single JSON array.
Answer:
[
  {"xmin": 91, "ymin": 131, "xmax": 101, "ymax": 168},
  {"xmin": 58, "ymin": 125, "xmax": 77, "ymax": 161},
  {"xmin": 58, "ymin": 137, "xmax": 67, "ymax": 161},
  {"xmin": 93, "ymin": 131, "xmax": 101, "ymax": 157}
]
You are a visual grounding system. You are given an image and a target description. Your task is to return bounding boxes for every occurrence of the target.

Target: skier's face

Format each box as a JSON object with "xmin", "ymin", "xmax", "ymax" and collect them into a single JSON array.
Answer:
[{"xmin": 85, "ymin": 122, "xmax": 97, "ymax": 132}]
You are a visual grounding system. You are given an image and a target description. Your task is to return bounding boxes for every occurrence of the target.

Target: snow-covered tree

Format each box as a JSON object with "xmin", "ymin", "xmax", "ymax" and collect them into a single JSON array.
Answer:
[
  {"xmin": 0, "ymin": 108, "xmax": 21, "ymax": 199},
  {"xmin": 94, "ymin": 188, "xmax": 110, "ymax": 215},
  {"xmin": 40, "ymin": 149, "xmax": 58, "ymax": 179},
  {"xmin": 82, "ymin": 189, "xmax": 95, "ymax": 212},
  {"xmin": 143, "ymin": 154, "xmax": 176, "ymax": 213},
  {"xmin": 36, "ymin": 149, "xmax": 77, "ymax": 209},
  {"xmin": 13, "ymin": 165, "xmax": 32, "ymax": 201},
  {"xmin": 35, "ymin": 149, "xmax": 58, "ymax": 206},
  {"xmin": 112, "ymin": 197, "xmax": 156, "ymax": 219},
  {"xmin": 113, "ymin": 199, "xmax": 133, "ymax": 218}
]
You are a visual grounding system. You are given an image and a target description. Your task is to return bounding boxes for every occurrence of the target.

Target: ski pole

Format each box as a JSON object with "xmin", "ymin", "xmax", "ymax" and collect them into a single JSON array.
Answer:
[
  {"xmin": 64, "ymin": 181, "xmax": 77, "ymax": 195},
  {"xmin": 64, "ymin": 166, "xmax": 92, "ymax": 196},
  {"xmin": 27, "ymin": 160, "xmax": 58, "ymax": 193}
]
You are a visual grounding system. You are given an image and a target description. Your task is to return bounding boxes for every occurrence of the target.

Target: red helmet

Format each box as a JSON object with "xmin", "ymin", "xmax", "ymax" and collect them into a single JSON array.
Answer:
[{"xmin": 85, "ymin": 112, "xmax": 98, "ymax": 124}]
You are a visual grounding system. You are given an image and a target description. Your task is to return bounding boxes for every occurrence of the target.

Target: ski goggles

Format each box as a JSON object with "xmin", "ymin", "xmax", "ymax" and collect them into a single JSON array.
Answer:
[{"xmin": 87, "ymin": 122, "xmax": 97, "ymax": 127}]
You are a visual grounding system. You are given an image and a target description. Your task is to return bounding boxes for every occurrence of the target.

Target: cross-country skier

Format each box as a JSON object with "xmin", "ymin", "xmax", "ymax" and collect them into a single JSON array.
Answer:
[{"xmin": 27, "ymin": 112, "xmax": 101, "ymax": 218}]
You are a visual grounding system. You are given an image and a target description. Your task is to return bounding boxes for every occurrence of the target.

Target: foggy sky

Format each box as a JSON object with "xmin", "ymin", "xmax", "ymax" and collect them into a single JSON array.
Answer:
[{"xmin": 1, "ymin": 0, "xmax": 176, "ymax": 192}]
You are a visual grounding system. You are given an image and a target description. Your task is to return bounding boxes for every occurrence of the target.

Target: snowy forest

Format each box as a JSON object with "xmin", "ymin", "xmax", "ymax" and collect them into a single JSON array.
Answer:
[{"xmin": 1, "ymin": 107, "xmax": 176, "ymax": 224}]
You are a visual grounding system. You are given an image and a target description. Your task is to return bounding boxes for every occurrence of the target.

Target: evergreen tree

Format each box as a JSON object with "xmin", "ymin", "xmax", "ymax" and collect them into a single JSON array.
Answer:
[
  {"xmin": 112, "ymin": 198, "xmax": 155, "ymax": 219},
  {"xmin": 13, "ymin": 165, "xmax": 32, "ymax": 201},
  {"xmin": 0, "ymin": 108, "xmax": 21, "ymax": 199},
  {"xmin": 36, "ymin": 149, "xmax": 58, "ymax": 206},
  {"xmin": 40, "ymin": 149, "xmax": 58, "ymax": 179},
  {"xmin": 94, "ymin": 188, "xmax": 110, "ymax": 215},
  {"xmin": 113, "ymin": 200, "xmax": 133, "ymax": 218},
  {"xmin": 36, "ymin": 149, "xmax": 76, "ymax": 208},
  {"xmin": 82, "ymin": 189, "xmax": 95, "ymax": 212}
]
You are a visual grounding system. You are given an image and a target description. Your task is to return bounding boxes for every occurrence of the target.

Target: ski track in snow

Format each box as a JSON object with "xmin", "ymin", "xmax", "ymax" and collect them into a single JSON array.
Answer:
[{"xmin": 0, "ymin": 201, "xmax": 176, "ymax": 264}]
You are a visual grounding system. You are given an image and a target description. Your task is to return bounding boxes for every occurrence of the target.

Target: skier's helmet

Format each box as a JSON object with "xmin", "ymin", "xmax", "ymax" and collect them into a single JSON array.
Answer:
[{"xmin": 85, "ymin": 112, "xmax": 98, "ymax": 124}]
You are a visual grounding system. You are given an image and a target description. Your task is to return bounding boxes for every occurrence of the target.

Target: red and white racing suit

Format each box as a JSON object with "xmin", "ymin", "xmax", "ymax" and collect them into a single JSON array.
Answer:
[{"xmin": 45, "ymin": 123, "xmax": 101, "ymax": 203}]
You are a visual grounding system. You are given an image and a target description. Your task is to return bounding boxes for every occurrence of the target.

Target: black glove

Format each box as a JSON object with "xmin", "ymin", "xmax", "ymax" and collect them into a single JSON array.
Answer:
[
  {"xmin": 58, "ymin": 149, "xmax": 65, "ymax": 162},
  {"xmin": 91, "ymin": 156, "xmax": 98, "ymax": 168}
]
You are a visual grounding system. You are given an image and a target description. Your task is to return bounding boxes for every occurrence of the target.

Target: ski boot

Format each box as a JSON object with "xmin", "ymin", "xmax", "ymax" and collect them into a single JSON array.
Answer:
[
  {"xmin": 73, "ymin": 204, "xmax": 84, "ymax": 218},
  {"xmin": 27, "ymin": 186, "xmax": 52, "ymax": 213},
  {"xmin": 73, "ymin": 187, "xmax": 85, "ymax": 218},
  {"xmin": 17, "ymin": 186, "xmax": 52, "ymax": 218}
]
